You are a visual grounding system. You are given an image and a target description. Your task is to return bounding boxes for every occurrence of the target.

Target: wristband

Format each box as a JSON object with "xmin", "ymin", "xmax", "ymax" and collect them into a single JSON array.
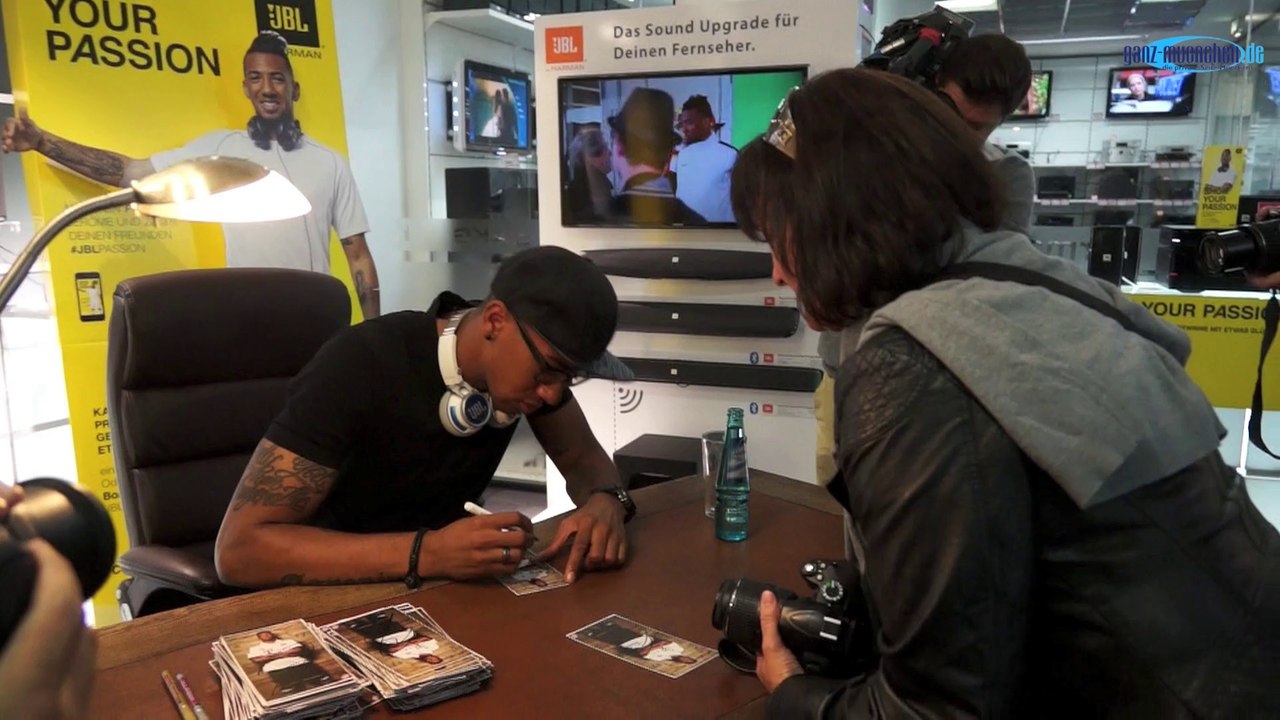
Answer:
[{"xmin": 405, "ymin": 527, "xmax": 430, "ymax": 589}]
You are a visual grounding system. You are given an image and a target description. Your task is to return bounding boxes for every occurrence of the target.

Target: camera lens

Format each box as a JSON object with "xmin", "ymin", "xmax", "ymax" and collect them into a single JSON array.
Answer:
[
  {"xmin": 711, "ymin": 578, "xmax": 739, "ymax": 632},
  {"xmin": 4, "ymin": 478, "xmax": 116, "ymax": 600},
  {"xmin": 1200, "ymin": 227, "xmax": 1259, "ymax": 276},
  {"xmin": 712, "ymin": 578, "xmax": 798, "ymax": 656}
]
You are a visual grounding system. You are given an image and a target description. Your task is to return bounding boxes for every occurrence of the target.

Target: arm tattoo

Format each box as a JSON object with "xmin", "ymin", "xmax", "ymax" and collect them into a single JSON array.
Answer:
[
  {"xmin": 279, "ymin": 573, "xmax": 398, "ymax": 587},
  {"xmin": 353, "ymin": 269, "xmax": 370, "ymax": 304},
  {"xmin": 39, "ymin": 135, "xmax": 128, "ymax": 187},
  {"xmin": 339, "ymin": 236, "xmax": 354, "ymax": 247},
  {"xmin": 231, "ymin": 442, "xmax": 336, "ymax": 514}
]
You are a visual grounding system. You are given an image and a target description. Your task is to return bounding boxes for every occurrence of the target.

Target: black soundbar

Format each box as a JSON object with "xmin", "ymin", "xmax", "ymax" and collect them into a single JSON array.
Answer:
[
  {"xmin": 583, "ymin": 248, "xmax": 772, "ymax": 280},
  {"xmin": 617, "ymin": 302, "xmax": 799, "ymax": 338},
  {"xmin": 619, "ymin": 357, "xmax": 822, "ymax": 393}
]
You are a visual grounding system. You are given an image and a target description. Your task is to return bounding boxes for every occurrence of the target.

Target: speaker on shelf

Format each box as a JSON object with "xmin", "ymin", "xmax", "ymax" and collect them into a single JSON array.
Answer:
[
  {"xmin": 1036, "ymin": 176, "xmax": 1076, "ymax": 200},
  {"xmin": 1036, "ymin": 214, "xmax": 1075, "ymax": 227},
  {"xmin": 1088, "ymin": 225, "xmax": 1140, "ymax": 285},
  {"xmin": 612, "ymin": 435, "xmax": 701, "ymax": 491},
  {"xmin": 444, "ymin": 167, "xmax": 538, "ymax": 220}
]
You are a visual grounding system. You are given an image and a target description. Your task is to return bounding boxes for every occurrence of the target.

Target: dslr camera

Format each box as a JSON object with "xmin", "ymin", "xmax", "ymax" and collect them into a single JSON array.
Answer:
[
  {"xmin": 712, "ymin": 559, "xmax": 875, "ymax": 676},
  {"xmin": 1199, "ymin": 217, "xmax": 1280, "ymax": 277},
  {"xmin": 0, "ymin": 478, "xmax": 117, "ymax": 651}
]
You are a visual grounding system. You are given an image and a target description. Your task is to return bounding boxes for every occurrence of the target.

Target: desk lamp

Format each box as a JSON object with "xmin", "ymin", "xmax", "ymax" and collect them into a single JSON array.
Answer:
[{"xmin": 0, "ymin": 155, "xmax": 311, "ymax": 310}]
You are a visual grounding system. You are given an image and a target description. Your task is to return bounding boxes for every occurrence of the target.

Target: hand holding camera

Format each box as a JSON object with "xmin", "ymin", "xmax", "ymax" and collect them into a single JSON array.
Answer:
[
  {"xmin": 1245, "ymin": 268, "xmax": 1280, "ymax": 290},
  {"xmin": 712, "ymin": 559, "xmax": 876, "ymax": 679},
  {"xmin": 755, "ymin": 590, "xmax": 805, "ymax": 692},
  {"xmin": 0, "ymin": 482, "xmax": 102, "ymax": 720}
]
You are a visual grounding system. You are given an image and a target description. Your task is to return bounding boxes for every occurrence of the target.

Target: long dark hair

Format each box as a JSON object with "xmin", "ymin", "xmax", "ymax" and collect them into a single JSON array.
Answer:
[{"xmin": 730, "ymin": 68, "xmax": 1004, "ymax": 327}]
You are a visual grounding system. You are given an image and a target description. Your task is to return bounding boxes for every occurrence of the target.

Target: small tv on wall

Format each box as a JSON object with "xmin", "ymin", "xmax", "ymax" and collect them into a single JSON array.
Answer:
[
  {"xmin": 558, "ymin": 65, "xmax": 807, "ymax": 229},
  {"xmin": 1010, "ymin": 70, "xmax": 1052, "ymax": 119},
  {"xmin": 1253, "ymin": 65, "xmax": 1280, "ymax": 119},
  {"xmin": 460, "ymin": 60, "xmax": 531, "ymax": 152},
  {"xmin": 1106, "ymin": 66, "xmax": 1195, "ymax": 118}
]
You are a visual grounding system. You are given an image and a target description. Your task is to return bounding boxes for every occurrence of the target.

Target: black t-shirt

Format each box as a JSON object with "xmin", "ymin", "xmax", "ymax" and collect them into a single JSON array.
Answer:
[{"xmin": 265, "ymin": 292, "xmax": 557, "ymax": 534}]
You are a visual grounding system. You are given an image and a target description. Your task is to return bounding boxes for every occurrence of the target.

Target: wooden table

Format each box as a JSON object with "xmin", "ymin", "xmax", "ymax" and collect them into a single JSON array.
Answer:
[{"xmin": 91, "ymin": 471, "xmax": 844, "ymax": 718}]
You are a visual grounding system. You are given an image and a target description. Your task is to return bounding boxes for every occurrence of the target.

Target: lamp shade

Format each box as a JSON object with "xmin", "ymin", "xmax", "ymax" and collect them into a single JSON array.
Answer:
[{"xmin": 130, "ymin": 155, "xmax": 312, "ymax": 223}]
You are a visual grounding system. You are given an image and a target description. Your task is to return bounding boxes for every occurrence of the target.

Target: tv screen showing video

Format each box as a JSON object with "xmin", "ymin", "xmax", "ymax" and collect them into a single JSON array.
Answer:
[
  {"xmin": 1253, "ymin": 65, "xmax": 1280, "ymax": 119},
  {"xmin": 1106, "ymin": 66, "xmax": 1195, "ymax": 118},
  {"xmin": 1010, "ymin": 70, "xmax": 1052, "ymax": 119},
  {"xmin": 558, "ymin": 66, "xmax": 807, "ymax": 229},
  {"xmin": 464, "ymin": 60, "xmax": 531, "ymax": 151}
]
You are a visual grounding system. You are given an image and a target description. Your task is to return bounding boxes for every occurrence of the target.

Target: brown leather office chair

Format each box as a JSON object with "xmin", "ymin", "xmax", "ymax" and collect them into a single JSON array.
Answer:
[{"xmin": 106, "ymin": 268, "xmax": 350, "ymax": 618}]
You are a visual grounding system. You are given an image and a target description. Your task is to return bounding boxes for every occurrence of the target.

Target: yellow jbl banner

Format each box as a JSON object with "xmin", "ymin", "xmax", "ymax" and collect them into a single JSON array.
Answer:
[
  {"xmin": 2, "ymin": 0, "xmax": 354, "ymax": 626},
  {"xmin": 1196, "ymin": 145, "xmax": 1246, "ymax": 229}
]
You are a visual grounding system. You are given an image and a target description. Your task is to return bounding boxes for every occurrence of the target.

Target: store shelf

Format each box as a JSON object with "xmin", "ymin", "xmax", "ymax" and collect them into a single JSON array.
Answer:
[
  {"xmin": 426, "ymin": 8, "xmax": 534, "ymax": 51},
  {"xmin": 1081, "ymin": 161, "xmax": 1199, "ymax": 170},
  {"xmin": 1034, "ymin": 198, "xmax": 1197, "ymax": 207}
]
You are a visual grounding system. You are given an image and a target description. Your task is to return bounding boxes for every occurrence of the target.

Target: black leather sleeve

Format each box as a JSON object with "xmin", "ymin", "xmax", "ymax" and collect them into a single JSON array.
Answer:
[{"xmin": 770, "ymin": 327, "xmax": 1036, "ymax": 719}]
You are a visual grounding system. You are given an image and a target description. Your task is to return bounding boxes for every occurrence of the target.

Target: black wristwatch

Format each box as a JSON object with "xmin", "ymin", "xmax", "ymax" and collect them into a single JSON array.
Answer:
[{"xmin": 592, "ymin": 486, "xmax": 636, "ymax": 523}]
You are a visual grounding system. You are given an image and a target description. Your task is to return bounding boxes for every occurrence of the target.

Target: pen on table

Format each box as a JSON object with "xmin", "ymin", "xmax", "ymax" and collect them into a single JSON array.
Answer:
[
  {"xmin": 160, "ymin": 670, "xmax": 197, "ymax": 720},
  {"xmin": 463, "ymin": 501, "xmax": 538, "ymax": 544},
  {"xmin": 175, "ymin": 672, "xmax": 211, "ymax": 720}
]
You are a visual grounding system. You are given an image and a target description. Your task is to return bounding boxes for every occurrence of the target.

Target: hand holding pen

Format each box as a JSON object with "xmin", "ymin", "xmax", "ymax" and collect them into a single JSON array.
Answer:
[
  {"xmin": 411, "ymin": 504, "xmax": 536, "ymax": 580},
  {"xmin": 464, "ymin": 501, "xmax": 537, "ymax": 567}
]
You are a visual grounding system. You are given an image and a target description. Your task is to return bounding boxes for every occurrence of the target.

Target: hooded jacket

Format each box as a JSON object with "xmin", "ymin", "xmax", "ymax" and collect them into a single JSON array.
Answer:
[{"xmin": 770, "ymin": 227, "xmax": 1280, "ymax": 719}]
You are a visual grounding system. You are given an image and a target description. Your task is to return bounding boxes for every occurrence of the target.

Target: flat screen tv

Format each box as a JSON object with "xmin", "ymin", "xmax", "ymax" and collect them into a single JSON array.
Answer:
[
  {"xmin": 462, "ymin": 60, "xmax": 531, "ymax": 152},
  {"xmin": 1253, "ymin": 64, "xmax": 1280, "ymax": 119},
  {"xmin": 1010, "ymin": 70, "xmax": 1052, "ymax": 119},
  {"xmin": 558, "ymin": 66, "xmax": 807, "ymax": 229},
  {"xmin": 1106, "ymin": 66, "xmax": 1195, "ymax": 118}
]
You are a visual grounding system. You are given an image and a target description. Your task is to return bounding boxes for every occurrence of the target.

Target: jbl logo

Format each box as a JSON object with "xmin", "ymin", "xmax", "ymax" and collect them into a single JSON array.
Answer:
[
  {"xmin": 546, "ymin": 26, "xmax": 584, "ymax": 64},
  {"xmin": 268, "ymin": 4, "xmax": 310, "ymax": 32},
  {"xmin": 255, "ymin": 0, "xmax": 320, "ymax": 48}
]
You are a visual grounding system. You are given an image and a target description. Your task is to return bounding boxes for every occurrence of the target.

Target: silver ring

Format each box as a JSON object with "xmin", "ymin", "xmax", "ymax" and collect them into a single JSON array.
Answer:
[{"xmin": 502, "ymin": 547, "xmax": 511, "ymax": 563}]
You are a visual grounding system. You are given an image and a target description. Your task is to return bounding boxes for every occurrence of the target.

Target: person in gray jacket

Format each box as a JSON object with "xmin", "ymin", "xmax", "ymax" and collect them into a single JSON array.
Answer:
[
  {"xmin": 813, "ymin": 33, "xmax": 1036, "ymax": 485},
  {"xmin": 734, "ymin": 67, "xmax": 1279, "ymax": 719}
]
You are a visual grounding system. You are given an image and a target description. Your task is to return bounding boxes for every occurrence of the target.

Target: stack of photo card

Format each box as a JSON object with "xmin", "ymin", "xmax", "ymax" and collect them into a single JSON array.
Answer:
[
  {"xmin": 318, "ymin": 603, "xmax": 493, "ymax": 711},
  {"xmin": 210, "ymin": 619, "xmax": 367, "ymax": 720}
]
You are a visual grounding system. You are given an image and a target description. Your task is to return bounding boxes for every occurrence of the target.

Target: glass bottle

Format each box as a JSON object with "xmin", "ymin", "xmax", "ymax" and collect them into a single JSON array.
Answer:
[{"xmin": 714, "ymin": 407, "xmax": 750, "ymax": 542}]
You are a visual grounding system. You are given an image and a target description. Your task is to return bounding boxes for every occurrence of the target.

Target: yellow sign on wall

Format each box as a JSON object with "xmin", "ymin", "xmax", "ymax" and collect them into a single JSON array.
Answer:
[
  {"xmin": 1131, "ymin": 293, "xmax": 1278, "ymax": 410},
  {"xmin": 2, "ymin": 0, "xmax": 354, "ymax": 625},
  {"xmin": 1196, "ymin": 145, "xmax": 1247, "ymax": 229}
]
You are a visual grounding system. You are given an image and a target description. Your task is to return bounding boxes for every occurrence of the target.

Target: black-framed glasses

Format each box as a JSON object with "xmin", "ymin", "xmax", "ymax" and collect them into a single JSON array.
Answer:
[
  {"xmin": 764, "ymin": 86, "xmax": 800, "ymax": 159},
  {"xmin": 514, "ymin": 320, "xmax": 589, "ymax": 387}
]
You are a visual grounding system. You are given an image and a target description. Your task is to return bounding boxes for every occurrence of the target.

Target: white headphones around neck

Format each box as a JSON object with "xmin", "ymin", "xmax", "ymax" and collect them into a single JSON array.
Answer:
[{"xmin": 438, "ymin": 311, "xmax": 519, "ymax": 437}]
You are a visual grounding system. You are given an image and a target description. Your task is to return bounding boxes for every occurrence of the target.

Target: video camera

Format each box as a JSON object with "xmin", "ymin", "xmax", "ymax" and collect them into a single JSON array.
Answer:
[
  {"xmin": 0, "ymin": 478, "xmax": 116, "ymax": 651},
  {"xmin": 711, "ymin": 559, "xmax": 875, "ymax": 676},
  {"xmin": 1199, "ymin": 217, "xmax": 1280, "ymax": 277},
  {"xmin": 861, "ymin": 5, "xmax": 976, "ymax": 87}
]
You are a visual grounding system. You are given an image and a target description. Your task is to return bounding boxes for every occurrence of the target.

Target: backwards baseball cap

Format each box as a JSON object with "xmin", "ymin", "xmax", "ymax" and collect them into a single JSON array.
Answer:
[{"xmin": 491, "ymin": 246, "xmax": 634, "ymax": 381}]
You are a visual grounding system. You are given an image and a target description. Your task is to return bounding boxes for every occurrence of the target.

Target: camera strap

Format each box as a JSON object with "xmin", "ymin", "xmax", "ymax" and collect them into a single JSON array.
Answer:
[
  {"xmin": 1248, "ymin": 291, "xmax": 1280, "ymax": 460},
  {"xmin": 934, "ymin": 262, "xmax": 1164, "ymax": 344}
]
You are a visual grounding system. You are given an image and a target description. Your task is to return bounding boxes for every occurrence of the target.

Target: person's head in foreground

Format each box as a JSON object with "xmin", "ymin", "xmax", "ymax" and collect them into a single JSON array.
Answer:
[{"xmin": 731, "ymin": 68, "xmax": 1003, "ymax": 329}]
